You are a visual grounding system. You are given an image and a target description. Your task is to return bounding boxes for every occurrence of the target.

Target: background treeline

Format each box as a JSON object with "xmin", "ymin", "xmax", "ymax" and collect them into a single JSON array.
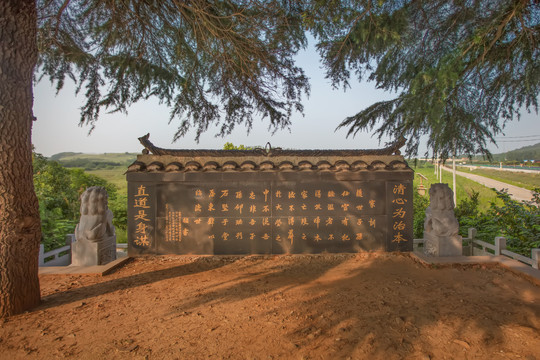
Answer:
[
  {"xmin": 50, "ymin": 152, "xmax": 137, "ymax": 170},
  {"xmin": 472, "ymin": 143, "xmax": 540, "ymax": 163},
  {"xmin": 33, "ymin": 153, "xmax": 127, "ymax": 252}
]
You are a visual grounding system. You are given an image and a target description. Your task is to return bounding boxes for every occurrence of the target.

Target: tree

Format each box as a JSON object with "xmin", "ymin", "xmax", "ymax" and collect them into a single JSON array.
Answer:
[
  {"xmin": 307, "ymin": 0, "xmax": 539, "ymax": 158},
  {"xmin": 489, "ymin": 188, "xmax": 540, "ymax": 254},
  {"xmin": 0, "ymin": 0, "xmax": 42, "ymax": 317},
  {"xmin": 37, "ymin": 0, "xmax": 309, "ymax": 139},
  {"xmin": 223, "ymin": 142, "xmax": 254, "ymax": 150},
  {"xmin": 1, "ymin": 0, "xmax": 308, "ymax": 316}
]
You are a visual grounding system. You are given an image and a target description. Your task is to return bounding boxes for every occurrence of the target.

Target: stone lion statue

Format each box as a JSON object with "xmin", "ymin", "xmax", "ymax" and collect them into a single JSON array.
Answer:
[
  {"xmin": 424, "ymin": 183, "xmax": 462, "ymax": 256},
  {"xmin": 75, "ymin": 186, "xmax": 115, "ymax": 242},
  {"xmin": 424, "ymin": 184, "xmax": 459, "ymax": 237}
]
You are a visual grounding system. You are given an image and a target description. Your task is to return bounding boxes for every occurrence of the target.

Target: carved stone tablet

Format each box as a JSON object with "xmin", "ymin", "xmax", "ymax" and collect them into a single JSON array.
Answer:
[{"xmin": 127, "ymin": 135, "xmax": 414, "ymax": 255}]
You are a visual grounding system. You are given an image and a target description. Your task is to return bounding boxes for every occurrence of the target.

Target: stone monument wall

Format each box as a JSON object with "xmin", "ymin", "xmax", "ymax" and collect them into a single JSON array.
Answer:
[{"xmin": 126, "ymin": 136, "xmax": 414, "ymax": 255}]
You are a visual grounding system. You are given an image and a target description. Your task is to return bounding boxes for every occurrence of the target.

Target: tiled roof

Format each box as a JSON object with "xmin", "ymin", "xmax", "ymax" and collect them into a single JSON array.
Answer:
[
  {"xmin": 127, "ymin": 134, "xmax": 412, "ymax": 173},
  {"xmin": 127, "ymin": 158, "xmax": 411, "ymax": 172}
]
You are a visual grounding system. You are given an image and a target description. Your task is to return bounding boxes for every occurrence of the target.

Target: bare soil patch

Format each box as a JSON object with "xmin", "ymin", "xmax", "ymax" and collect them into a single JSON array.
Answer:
[{"xmin": 1, "ymin": 253, "xmax": 539, "ymax": 359}]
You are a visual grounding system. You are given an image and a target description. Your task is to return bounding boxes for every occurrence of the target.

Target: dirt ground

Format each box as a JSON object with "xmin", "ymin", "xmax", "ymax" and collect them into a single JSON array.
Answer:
[{"xmin": 1, "ymin": 253, "xmax": 539, "ymax": 360}]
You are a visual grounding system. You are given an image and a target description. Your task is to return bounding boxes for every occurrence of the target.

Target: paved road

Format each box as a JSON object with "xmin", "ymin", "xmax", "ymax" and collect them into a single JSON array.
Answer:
[
  {"xmin": 441, "ymin": 166, "xmax": 535, "ymax": 202},
  {"xmin": 460, "ymin": 165, "xmax": 539, "ymax": 174}
]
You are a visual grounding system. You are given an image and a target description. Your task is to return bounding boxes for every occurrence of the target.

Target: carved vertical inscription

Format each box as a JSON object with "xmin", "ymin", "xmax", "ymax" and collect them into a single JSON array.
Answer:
[
  {"xmin": 155, "ymin": 181, "xmax": 393, "ymax": 254},
  {"xmin": 128, "ymin": 183, "xmax": 156, "ymax": 254},
  {"xmin": 386, "ymin": 181, "xmax": 413, "ymax": 252},
  {"xmin": 165, "ymin": 204, "xmax": 182, "ymax": 242}
]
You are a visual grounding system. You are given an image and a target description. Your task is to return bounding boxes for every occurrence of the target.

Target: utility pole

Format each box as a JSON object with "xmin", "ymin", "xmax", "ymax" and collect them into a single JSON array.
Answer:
[
  {"xmin": 452, "ymin": 140, "xmax": 457, "ymax": 206},
  {"xmin": 434, "ymin": 153, "xmax": 438, "ymax": 177},
  {"xmin": 452, "ymin": 156, "xmax": 457, "ymax": 206}
]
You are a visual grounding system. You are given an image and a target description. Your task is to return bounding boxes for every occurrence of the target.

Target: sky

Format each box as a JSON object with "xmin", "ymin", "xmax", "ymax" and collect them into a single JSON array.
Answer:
[{"xmin": 32, "ymin": 42, "xmax": 539, "ymax": 157}]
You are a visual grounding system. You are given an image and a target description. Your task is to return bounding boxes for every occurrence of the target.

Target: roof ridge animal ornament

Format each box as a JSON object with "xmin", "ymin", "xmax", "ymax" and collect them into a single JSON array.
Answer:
[{"xmin": 137, "ymin": 133, "xmax": 406, "ymax": 157}]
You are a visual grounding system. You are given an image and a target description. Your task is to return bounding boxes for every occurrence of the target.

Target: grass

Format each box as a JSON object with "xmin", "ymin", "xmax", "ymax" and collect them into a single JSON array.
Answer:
[
  {"xmin": 457, "ymin": 166, "xmax": 540, "ymax": 191},
  {"xmin": 116, "ymin": 227, "xmax": 127, "ymax": 243},
  {"xmin": 52, "ymin": 152, "xmax": 138, "ymax": 172},
  {"xmin": 87, "ymin": 168, "xmax": 128, "ymax": 193},
  {"xmin": 52, "ymin": 152, "xmax": 138, "ymax": 162},
  {"xmin": 412, "ymin": 163, "xmax": 501, "ymax": 212}
]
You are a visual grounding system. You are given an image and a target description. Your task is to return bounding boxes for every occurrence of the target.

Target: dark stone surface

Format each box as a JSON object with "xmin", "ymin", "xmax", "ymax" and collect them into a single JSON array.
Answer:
[{"xmin": 128, "ymin": 170, "xmax": 413, "ymax": 255}]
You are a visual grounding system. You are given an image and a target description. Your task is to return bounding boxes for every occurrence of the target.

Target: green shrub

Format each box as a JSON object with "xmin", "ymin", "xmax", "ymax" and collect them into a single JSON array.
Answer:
[
  {"xmin": 489, "ymin": 188, "xmax": 540, "ymax": 255},
  {"xmin": 33, "ymin": 153, "xmax": 125, "ymax": 252},
  {"xmin": 413, "ymin": 191, "xmax": 429, "ymax": 238},
  {"xmin": 109, "ymin": 193, "xmax": 128, "ymax": 232},
  {"xmin": 452, "ymin": 188, "xmax": 539, "ymax": 255}
]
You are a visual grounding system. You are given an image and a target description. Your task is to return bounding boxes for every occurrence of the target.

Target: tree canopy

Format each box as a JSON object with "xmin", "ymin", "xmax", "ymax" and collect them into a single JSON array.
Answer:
[
  {"xmin": 37, "ymin": 0, "xmax": 309, "ymax": 140},
  {"xmin": 36, "ymin": 0, "xmax": 539, "ymax": 157},
  {"xmin": 223, "ymin": 142, "xmax": 254, "ymax": 150},
  {"xmin": 306, "ymin": 0, "xmax": 539, "ymax": 158}
]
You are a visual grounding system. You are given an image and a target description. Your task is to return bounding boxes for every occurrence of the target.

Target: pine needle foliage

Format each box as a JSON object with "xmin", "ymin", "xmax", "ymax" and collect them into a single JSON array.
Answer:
[
  {"xmin": 36, "ymin": 0, "xmax": 309, "ymax": 141},
  {"xmin": 306, "ymin": 0, "xmax": 540, "ymax": 159}
]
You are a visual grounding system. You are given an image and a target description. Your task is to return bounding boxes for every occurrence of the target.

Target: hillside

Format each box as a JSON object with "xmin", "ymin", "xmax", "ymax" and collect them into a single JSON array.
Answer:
[
  {"xmin": 470, "ymin": 142, "xmax": 540, "ymax": 162},
  {"xmin": 490, "ymin": 142, "xmax": 540, "ymax": 162},
  {"xmin": 49, "ymin": 152, "xmax": 138, "ymax": 170}
]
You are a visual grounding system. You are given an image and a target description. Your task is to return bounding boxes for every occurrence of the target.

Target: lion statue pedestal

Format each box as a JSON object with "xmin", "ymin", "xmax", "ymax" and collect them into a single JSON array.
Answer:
[
  {"xmin": 423, "ymin": 183, "xmax": 462, "ymax": 257},
  {"xmin": 72, "ymin": 186, "xmax": 117, "ymax": 266}
]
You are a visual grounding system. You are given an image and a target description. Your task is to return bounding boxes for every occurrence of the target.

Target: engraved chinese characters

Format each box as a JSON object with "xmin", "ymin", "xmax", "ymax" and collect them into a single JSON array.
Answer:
[
  {"xmin": 129, "ymin": 179, "xmax": 413, "ymax": 254},
  {"xmin": 127, "ymin": 144, "xmax": 414, "ymax": 255},
  {"xmin": 388, "ymin": 182, "xmax": 413, "ymax": 251},
  {"xmin": 132, "ymin": 184, "xmax": 154, "ymax": 248},
  {"xmin": 149, "ymin": 181, "xmax": 407, "ymax": 254}
]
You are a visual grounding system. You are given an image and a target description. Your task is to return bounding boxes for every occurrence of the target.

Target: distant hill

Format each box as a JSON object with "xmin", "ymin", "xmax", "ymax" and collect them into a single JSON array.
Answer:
[
  {"xmin": 49, "ymin": 152, "xmax": 138, "ymax": 170},
  {"xmin": 49, "ymin": 152, "xmax": 83, "ymax": 161},
  {"xmin": 491, "ymin": 142, "xmax": 540, "ymax": 162},
  {"xmin": 470, "ymin": 142, "xmax": 540, "ymax": 162}
]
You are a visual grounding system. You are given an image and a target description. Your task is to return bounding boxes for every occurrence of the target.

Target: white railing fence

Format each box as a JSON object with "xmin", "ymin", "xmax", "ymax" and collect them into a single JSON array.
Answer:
[
  {"xmin": 414, "ymin": 228, "xmax": 540, "ymax": 269},
  {"xmin": 39, "ymin": 235, "xmax": 75, "ymax": 267},
  {"xmin": 39, "ymin": 235, "xmax": 128, "ymax": 267},
  {"xmin": 42, "ymin": 229, "xmax": 539, "ymax": 269}
]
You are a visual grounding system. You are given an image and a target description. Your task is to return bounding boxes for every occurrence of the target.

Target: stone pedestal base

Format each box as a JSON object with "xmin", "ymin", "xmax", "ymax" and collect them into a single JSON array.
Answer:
[
  {"xmin": 424, "ymin": 232, "xmax": 462, "ymax": 257},
  {"xmin": 72, "ymin": 235, "xmax": 116, "ymax": 266}
]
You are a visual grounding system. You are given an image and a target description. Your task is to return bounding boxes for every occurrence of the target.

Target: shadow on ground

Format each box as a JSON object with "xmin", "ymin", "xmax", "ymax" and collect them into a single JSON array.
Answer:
[{"xmin": 30, "ymin": 254, "xmax": 540, "ymax": 359}]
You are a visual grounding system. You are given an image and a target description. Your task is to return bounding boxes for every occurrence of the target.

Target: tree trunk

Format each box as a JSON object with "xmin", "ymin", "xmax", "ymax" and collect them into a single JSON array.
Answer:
[{"xmin": 0, "ymin": 0, "xmax": 41, "ymax": 317}]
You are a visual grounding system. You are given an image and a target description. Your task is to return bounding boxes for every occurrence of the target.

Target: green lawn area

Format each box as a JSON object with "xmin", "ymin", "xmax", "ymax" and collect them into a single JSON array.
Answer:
[
  {"xmin": 457, "ymin": 166, "xmax": 540, "ymax": 191},
  {"xmin": 87, "ymin": 168, "xmax": 128, "ymax": 193},
  {"xmin": 412, "ymin": 163, "xmax": 501, "ymax": 212},
  {"xmin": 53, "ymin": 152, "xmax": 137, "ymax": 163}
]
